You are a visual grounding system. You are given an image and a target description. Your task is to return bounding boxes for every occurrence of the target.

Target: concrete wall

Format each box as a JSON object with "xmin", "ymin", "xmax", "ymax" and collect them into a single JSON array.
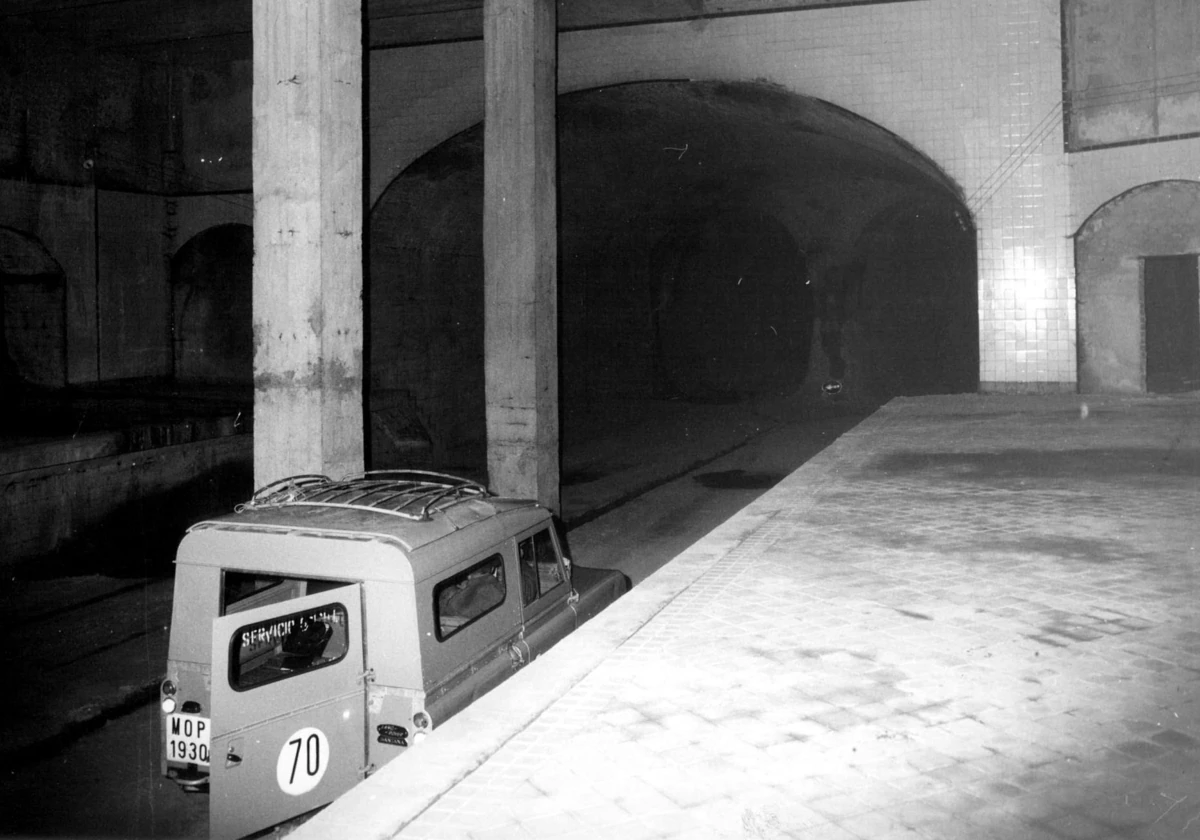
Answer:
[
  {"xmin": 0, "ymin": 23, "xmax": 251, "ymax": 389},
  {"xmin": 1065, "ymin": 0, "xmax": 1200, "ymax": 150},
  {"xmin": 97, "ymin": 192, "xmax": 172, "ymax": 379},
  {"xmin": 175, "ymin": 55, "xmax": 253, "ymax": 193},
  {"xmin": 0, "ymin": 23, "xmax": 169, "ymax": 191},
  {"xmin": 1063, "ymin": 0, "xmax": 1200, "ymax": 393},
  {"xmin": 368, "ymin": 0, "xmax": 1075, "ymax": 391},
  {"xmin": 0, "ymin": 425, "xmax": 252, "ymax": 573},
  {"xmin": 0, "ymin": 181, "xmax": 252, "ymax": 572},
  {"xmin": 0, "ymin": 184, "xmax": 251, "ymax": 389},
  {"xmin": 0, "ymin": 182, "xmax": 97, "ymax": 384}
]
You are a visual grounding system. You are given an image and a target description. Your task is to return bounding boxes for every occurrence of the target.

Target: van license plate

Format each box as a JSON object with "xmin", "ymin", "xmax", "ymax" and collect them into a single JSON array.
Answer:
[{"xmin": 167, "ymin": 713, "xmax": 211, "ymax": 766}]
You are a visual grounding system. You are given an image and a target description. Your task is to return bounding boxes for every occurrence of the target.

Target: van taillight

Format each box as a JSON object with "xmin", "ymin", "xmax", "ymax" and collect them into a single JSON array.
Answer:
[{"xmin": 412, "ymin": 711, "xmax": 432, "ymax": 742}]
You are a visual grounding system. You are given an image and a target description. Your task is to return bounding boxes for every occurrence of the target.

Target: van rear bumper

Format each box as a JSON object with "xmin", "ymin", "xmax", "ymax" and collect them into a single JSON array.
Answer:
[{"xmin": 165, "ymin": 765, "xmax": 210, "ymax": 792}]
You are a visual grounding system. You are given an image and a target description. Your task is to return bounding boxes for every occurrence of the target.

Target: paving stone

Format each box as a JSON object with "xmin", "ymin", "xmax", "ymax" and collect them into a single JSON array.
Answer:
[{"xmin": 291, "ymin": 394, "xmax": 1200, "ymax": 840}]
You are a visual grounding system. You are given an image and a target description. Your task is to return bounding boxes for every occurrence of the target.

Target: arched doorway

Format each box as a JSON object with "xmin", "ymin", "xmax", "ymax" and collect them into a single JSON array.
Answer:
[{"xmin": 1076, "ymin": 180, "xmax": 1200, "ymax": 393}]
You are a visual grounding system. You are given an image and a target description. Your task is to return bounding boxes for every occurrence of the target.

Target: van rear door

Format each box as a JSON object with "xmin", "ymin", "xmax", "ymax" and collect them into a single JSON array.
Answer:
[
  {"xmin": 209, "ymin": 583, "xmax": 365, "ymax": 840},
  {"xmin": 516, "ymin": 526, "xmax": 576, "ymax": 658}
]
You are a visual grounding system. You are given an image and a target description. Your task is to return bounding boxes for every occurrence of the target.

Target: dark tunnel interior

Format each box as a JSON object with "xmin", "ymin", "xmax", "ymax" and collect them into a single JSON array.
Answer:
[
  {"xmin": 170, "ymin": 223, "xmax": 254, "ymax": 385},
  {"xmin": 1, "ymin": 80, "xmax": 976, "ymax": 475},
  {"xmin": 367, "ymin": 79, "xmax": 979, "ymax": 473}
]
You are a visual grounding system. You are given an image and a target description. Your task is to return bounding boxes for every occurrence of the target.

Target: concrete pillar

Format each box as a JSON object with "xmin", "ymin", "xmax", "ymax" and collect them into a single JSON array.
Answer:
[
  {"xmin": 483, "ymin": 0, "xmax": 560, "ymax": 511},
  {"xmin": 251, "ymin": 0, "xmax": 364, "ymax": 486}
]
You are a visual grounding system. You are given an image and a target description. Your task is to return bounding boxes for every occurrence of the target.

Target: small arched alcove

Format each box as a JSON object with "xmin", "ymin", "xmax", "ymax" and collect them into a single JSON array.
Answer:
[
  {"xmin": 0, "ymin": 226, "xmax": 67, "ymax": 389},
  {"xmin": 1076, "ymin": 180, "xmax": 1200, "ymax": 394},
  {"xmin": 170, "ymin": 223, "xmax": 253, "ymax": 384}
]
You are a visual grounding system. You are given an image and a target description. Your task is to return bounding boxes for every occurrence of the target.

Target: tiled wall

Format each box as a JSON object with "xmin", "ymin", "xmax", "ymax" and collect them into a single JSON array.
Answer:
[{"xmin": 367, "ymin": 0, "xmax": 1189, "ymax": 391}]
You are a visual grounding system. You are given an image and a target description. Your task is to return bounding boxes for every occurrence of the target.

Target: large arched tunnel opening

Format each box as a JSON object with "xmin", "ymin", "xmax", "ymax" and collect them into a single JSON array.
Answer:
[{"xmin": 367, "ymin": 80, "xmax": 978, "ymax": 474}]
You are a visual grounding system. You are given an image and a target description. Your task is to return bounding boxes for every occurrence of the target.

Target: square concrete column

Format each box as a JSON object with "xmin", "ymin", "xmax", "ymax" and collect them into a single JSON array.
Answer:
[
  {"xmin": 484, "ymin": 0, "xmax": 559, "ymax": 510},
  {"xmin": 251, "ymin": 0, "xmax": 364, "ymax": 486}
]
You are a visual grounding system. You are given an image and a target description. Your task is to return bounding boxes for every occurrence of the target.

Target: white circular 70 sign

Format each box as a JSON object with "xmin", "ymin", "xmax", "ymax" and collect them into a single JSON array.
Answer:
[{"xmin": 276, "ymin": 727, "xmax": 330, "ymax": 795}]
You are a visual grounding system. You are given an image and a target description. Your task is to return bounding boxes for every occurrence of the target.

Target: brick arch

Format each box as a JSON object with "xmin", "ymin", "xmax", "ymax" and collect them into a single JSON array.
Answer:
[{"xmin": 1075, "ymin": 180, "xmax": 1200, "ymax": 393}]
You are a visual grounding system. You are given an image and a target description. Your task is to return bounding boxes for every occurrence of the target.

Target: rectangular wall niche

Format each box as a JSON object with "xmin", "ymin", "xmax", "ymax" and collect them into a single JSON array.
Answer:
[
  {"xmin": 1065, "ymin": 0, "xmax": 1200, "ymax": 150},
  {"xmin": 1143, "ymin": 254, "xmax": 1200, "ymax": 394}
]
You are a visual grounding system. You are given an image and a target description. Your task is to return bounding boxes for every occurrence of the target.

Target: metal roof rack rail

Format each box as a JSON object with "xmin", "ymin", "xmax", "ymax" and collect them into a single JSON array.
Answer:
[{"xmin": 236, "ymin": 470, "xmax": 492, "ymax": 521}]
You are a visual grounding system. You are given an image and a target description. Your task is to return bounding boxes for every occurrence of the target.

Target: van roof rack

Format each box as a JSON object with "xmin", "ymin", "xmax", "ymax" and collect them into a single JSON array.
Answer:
[{"xmin": 235, "ymin": 470, "xmax": 492, "ymax": 522}]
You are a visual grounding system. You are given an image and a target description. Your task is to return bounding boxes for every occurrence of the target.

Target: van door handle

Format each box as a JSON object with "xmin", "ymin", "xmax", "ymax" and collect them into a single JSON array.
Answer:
[
  {"xmin": 225, "ymin": 743, "xmax": 242, "ymax": 768},
  {"xmin": 507, "ymin": 640, "xmax": 528, "ymax": 669}
]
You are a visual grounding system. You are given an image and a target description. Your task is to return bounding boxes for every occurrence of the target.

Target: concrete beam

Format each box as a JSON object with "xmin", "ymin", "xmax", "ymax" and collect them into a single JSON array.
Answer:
[
  {"xmin": 483, "ymin": 0, "xmax": 559, "ymax": 510},
  {"xmin": 6, "ymin": 0, "xmax": 924, "ymax": 51},
  {"xmin": 251, "ymin": 0, "xmax": 365, "ymax": 485}
]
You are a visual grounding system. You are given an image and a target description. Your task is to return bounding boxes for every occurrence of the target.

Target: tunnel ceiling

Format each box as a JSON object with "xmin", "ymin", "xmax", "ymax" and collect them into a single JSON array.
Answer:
[
  {"xmin": 557, "ymin": 80, "xmax": 961, "ymax": 204},
  {"xmin": 582, "ymin": 81, "xmax": 965, "ymax": 258},
  {"xmin": 401, "ymin": 80, "xmax": 967, "ymax": 261}
]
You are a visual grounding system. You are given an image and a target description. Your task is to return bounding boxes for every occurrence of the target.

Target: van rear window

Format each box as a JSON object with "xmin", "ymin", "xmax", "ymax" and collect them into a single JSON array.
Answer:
[
  {"xmin": 228, "ymin": 602, "xmax": 349, "ymax": 690},
  {"xmin": 222, "ymin": 572, "xmax": 351, "ymax": 615},
  {"xmin": 434, "ymin": 554, "xmax": 506, "ymax": 640},
  {"xmin": 223, "ymin": 572, "xmax": 285, "ymax": 613}
]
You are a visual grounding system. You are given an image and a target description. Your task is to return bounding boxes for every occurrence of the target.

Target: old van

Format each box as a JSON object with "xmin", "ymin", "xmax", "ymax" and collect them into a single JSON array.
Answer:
[{"xmin": 159, "ymin": 471, "xmax": 627, "ymax": 840}]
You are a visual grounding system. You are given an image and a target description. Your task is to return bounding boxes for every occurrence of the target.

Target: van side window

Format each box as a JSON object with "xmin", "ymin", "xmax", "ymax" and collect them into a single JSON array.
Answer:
[
  {"xmin": 517, "ymin": 529, "xmax": 564, "ymax": 607},
  {"xmin": 434, "ymin": 554, "xmax": 506, "ymax": 641},
  {"xmin": 228, "ymin": 603, "xmax": 349, "ymax": 691}
]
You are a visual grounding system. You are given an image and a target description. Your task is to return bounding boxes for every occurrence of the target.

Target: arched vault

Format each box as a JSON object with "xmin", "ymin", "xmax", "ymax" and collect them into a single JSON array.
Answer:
[{"xmin": 368, "ymin": 80, "xmax": 978, "ymax": 470}]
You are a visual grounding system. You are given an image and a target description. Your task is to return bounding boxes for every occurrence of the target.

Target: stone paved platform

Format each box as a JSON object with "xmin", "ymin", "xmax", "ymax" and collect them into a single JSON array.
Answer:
[{"xmin": 293, "ymin": 393, "xmax": 1200, "ymax": 840}]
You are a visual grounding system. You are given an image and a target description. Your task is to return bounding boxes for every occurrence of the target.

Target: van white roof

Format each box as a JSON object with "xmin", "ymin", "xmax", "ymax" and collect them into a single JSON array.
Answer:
[{"xmin": 177, "ymin": 472, "xmax": 551, "ymax": 582}]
